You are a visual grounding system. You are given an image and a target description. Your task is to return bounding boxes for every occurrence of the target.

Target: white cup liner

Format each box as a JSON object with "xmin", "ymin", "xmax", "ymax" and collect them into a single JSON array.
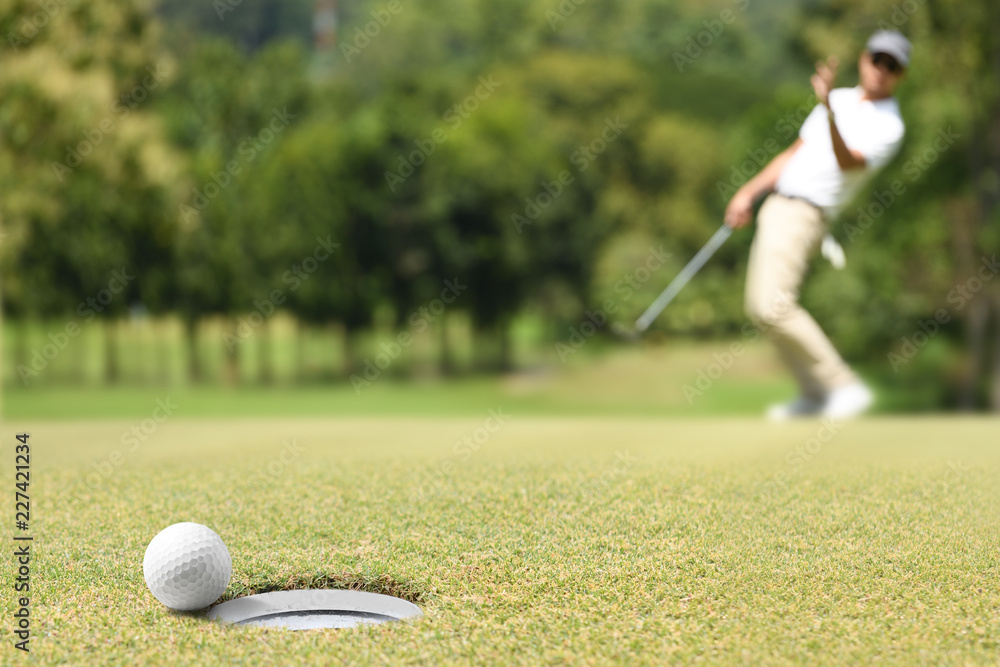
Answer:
[{"xmin": 208, "ymin": 589, "xmax": 423, "ymax": 630}]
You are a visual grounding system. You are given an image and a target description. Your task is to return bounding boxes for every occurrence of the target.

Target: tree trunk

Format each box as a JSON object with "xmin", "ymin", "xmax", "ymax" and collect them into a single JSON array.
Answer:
[
  {"xmin": 342, "ymin": 325, "xmax": 355, "ymax": 377},
  {"xmin": 104, "ymin": 319, "xmax": 119, "ymax": 384},
  {"xmin": 991, "ymin": 294, "xmax": 1000, "ymax": 412},
  {"xmin": 473, "ymin": 324, "xmax": 502, "ymax": 373},
  {"xmin": 185, "ymin": 316, "xmax": 201, "ymax": 384},
  {"xmin": 156, "ymin": 317, "xmax": 171, "ymax": 385},
  {"xmin": 72, "ymin": 320, "xmax": 87, "ymax": 384},
  {"xmin": 258, "ymin": 319, "xmax": 273, "ymax": 385},
  {"xmin": 472, "ymin": 325, "xmax": 486, "ymax": 372},
  {"xmin": 223, "ymin": 326, "xmax": 240, "ymax": 386},
  {"xmin": 960, "ymin": 296, "xmax": 989, "ymax": 410},
  {"xmin": 498, "ymin": 320, "xmax": 512, "ymax": 372},
  {"xmin": 296, "ymin": 319, "xmax": 306, "ymax": 381},
  {"xmin": 15, "ymin": 319, "xmax": 30, "ymax": 380},
  {"xmin": 438, "ymin": 311, "xmax": 454, "ymax": 376},
  {"xmin": 130, "ymin": 316, "xmax": 141, "ymax": 385}
]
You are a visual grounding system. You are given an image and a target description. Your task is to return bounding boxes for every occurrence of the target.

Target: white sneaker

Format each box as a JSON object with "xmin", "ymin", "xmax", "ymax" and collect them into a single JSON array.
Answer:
[
  {"xmin": 767, "ymin": 395, "xmax": 824, "ymax": 422},
  {"xmin": 821, "ymin": 382, "xmax": 874, "ymax": 420}
]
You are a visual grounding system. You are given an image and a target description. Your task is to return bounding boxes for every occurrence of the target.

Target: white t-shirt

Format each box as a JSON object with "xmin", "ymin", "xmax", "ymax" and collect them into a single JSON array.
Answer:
[{"xmin": 776, "ymin": 86, "xmax": 904, "ymax": 217}]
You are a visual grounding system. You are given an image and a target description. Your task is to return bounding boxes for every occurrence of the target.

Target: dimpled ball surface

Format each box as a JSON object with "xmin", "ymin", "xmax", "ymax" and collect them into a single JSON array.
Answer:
[{"xmin": 143, "ymin": 522, "xmax": 232, "ymax": 611}]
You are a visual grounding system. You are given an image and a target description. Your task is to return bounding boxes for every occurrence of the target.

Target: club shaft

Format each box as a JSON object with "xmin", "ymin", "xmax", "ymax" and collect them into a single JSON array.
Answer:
[{"xmin": 634, "ymin": 224, "xmax": 733, "ymax": 332}]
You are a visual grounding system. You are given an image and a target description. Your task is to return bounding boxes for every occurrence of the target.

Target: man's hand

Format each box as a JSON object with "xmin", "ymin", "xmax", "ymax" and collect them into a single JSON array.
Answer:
[
  {"xmin": 811, "ymin": 56, "xmax": 839, "ymax": 107},
  {"xmin": 724, "ymin": 188, "xmax": 755, "ymax": 229},
  {"xmin": 811, "ymin": 55, "xmax": 866, "ymax": 170},
  {"xmin": 722, "ymin": 139, "xmax": 804, "ymax": 229}
]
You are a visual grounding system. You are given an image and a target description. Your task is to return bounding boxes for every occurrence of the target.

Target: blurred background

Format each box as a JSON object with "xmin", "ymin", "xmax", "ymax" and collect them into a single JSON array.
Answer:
[{"xmin": 0, "ymin": 0, "xmax": 997, "ymax": 418}]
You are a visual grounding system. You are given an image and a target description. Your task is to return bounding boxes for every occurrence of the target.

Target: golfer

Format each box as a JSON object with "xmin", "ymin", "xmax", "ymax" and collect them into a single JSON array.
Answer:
[{"xmin": 724, "ymin": 30, "xmax": 911, "ymax": 420}]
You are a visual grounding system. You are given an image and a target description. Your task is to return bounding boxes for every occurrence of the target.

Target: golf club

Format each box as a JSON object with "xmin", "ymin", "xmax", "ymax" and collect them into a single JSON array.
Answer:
[{"xmin": 613, "ymin": 223, "xmax": 734, "ymax": 340}]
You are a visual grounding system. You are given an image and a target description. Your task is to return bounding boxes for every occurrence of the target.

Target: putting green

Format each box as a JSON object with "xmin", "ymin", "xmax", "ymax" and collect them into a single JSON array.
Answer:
[{"xmin": 8, "ymin": 416, "xmax": 999, "ymax": 664}]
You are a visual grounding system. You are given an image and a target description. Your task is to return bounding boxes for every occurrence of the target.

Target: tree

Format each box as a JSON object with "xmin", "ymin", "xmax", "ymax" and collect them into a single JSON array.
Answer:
[
  {"xmin": 156, "ymin": 0, "xmax": 315, "ymax": 52},
  {"xmin": 0, "ymin": 0, "xmax": 180, "ymax": 384},
  {"xmin": 156, "ymin": 37, "xmax": 311, "ymax": 382}
]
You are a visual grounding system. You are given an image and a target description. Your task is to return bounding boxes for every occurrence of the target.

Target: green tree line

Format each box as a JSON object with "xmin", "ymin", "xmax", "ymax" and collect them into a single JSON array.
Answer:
[{"xmin": 0, "ymin": 0, "xmax": 997, "ymax": 409}]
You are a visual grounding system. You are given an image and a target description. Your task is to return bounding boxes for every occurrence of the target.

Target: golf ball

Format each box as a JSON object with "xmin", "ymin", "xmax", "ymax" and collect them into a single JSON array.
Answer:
[{"xmin": 143, "ymin": 522, "xmax": 232, "ymax": 611}]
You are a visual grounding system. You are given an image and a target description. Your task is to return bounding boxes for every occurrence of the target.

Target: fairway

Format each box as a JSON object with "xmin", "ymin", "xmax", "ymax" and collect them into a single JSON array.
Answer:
[
  {"xmin": 10, "ymin": 415, "xmax": 999, "ymax": 664},
  {"xmin": 5, "ymin": 0, "xmax": 999, "ymax": 664}
]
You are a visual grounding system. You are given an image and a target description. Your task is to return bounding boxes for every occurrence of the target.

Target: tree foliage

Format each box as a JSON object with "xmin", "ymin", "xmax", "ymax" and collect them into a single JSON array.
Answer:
[{"xmin": 2, "ymin": 0, "xmax": 997, "ymax": 407}]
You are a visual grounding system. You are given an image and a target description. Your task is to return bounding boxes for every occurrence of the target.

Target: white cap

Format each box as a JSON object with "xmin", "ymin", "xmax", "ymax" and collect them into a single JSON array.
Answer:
[{"xmin": 865, "ymin": 30, "xmax": 911, "ymax": 67}]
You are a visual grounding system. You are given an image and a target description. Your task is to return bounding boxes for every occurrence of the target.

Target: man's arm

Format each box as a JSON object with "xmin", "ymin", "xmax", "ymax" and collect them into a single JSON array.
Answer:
[
  {"xmin": 827, "ymin": 112, "xmax": 866, "ymax": 170},
  {"xmin": 812, "ymin": 57, "xmax": 866, "ymax": 171},
  {"xmin": 724, "ymin": 138, "xmax": 802, "ymax": 229}
]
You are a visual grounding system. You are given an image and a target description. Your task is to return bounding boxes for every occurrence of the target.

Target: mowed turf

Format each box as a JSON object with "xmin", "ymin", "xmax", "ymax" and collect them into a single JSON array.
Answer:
[{"xmin": 9, "ymin": 416, "xmax": 999, "ymax": 665}]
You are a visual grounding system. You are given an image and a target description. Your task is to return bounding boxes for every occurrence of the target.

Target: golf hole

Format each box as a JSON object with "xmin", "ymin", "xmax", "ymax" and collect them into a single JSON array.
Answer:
[{"xmin": 208, "ymin": 590, "xmax": 423, "ymax": 631}]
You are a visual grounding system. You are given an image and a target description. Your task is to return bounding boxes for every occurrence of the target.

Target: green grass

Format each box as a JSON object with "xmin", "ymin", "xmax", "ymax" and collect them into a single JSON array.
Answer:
[
  {"xmin": 3, "ymin": 342, "xmax": 800, "ymax": 420},
  {"xmin": 10, "ymin": 416, "xmax": 999, "ymax": 664},
  {"xmin": 2, "ymin": 312, "xmax": 552, "ymax": 388},
  {"xmin": 4, "ymin": 313, "xmax": 947, "ymax": 416}
]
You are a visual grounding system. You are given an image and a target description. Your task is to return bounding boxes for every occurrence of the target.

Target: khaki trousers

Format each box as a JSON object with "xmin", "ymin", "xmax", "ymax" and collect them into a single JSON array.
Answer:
[{"xmin": 744, "ymin": 194, "xmax": 857, "ymax": 398}]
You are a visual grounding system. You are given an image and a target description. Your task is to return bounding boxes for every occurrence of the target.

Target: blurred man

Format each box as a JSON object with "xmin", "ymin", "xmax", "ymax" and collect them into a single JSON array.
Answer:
[{"xmin": 724, "ymin": 30, "xmax": 911, "ymax": 420}]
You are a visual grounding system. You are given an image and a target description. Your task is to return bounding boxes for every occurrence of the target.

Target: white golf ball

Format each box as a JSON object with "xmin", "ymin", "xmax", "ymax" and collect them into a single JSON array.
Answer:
[{"xmin": 143, "ymin": 522, "xmax": 232, "ymax": 611}]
